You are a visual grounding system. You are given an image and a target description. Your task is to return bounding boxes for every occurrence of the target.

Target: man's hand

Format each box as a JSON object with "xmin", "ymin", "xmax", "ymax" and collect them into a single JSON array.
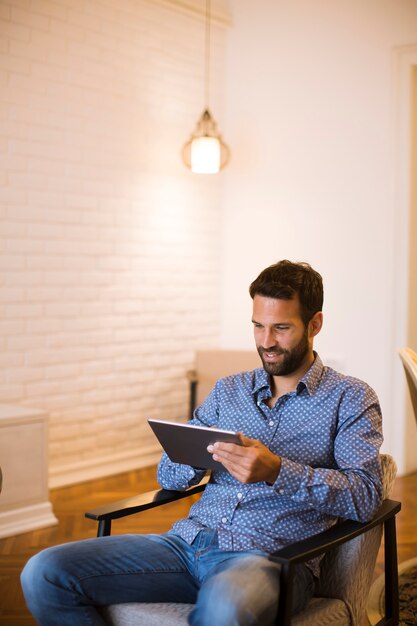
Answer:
[{"xmin": 207, "ymin": 435, "xmax": 281, "ymax": 484}]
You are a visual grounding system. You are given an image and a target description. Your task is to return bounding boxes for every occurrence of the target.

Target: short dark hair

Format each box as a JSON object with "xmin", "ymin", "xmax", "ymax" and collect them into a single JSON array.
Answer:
[{"xmin": 249, "ymin": 260, "xmax": 323, "ymax": 326}]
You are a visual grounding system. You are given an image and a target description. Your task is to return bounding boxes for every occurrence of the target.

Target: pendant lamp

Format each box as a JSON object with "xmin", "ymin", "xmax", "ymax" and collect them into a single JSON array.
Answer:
[{"xmin": 182, "ymin": 0, "xmax": 230, "ymax": 174}]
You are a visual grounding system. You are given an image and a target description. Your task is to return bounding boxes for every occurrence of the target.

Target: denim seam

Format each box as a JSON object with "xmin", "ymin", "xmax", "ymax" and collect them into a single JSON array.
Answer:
[{"xmin": 73, "ymin": 567, "xmax": 186, "ymax": 586}]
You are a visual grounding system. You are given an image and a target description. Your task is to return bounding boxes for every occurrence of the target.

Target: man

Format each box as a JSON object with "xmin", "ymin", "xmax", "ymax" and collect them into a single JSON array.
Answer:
[{"xmin": 21, "ymin": 260, "xmax": 383, "ymax": 626}]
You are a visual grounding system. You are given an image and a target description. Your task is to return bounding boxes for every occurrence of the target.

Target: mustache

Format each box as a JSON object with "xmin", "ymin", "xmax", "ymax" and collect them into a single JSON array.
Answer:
[{"xmin": 257, "ymin": 347, "xmax": 286, "ymax": 356}]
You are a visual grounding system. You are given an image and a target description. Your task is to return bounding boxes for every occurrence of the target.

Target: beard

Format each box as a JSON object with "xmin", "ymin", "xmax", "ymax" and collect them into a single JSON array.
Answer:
[{"xmin": 257, "ymin": 330, "xmax": 310, "ymax": 377}]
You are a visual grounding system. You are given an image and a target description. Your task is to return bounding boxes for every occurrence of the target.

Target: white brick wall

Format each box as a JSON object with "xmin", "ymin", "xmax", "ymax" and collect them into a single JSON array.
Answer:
[{"xmin": 0, "ymin": 0, "xmax": 229, "ymax": 486}]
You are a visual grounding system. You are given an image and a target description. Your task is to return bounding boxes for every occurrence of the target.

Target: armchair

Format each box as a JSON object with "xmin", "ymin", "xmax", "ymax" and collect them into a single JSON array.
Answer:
[{"xmin": 85, "ymin": 454, "xmax": 400, "ymax": 626}]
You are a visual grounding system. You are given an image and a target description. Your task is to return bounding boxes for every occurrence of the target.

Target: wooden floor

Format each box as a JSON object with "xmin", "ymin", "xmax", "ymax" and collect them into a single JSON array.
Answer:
[{"xmin": 0, "ymin": 466, "xmax": 416, "ymax": 626}]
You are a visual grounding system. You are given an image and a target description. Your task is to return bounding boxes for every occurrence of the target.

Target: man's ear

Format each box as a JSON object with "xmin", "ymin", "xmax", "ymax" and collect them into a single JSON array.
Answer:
[{"xmin": 308, "ymin": 311, "xmax": 323, "ymax": 338}]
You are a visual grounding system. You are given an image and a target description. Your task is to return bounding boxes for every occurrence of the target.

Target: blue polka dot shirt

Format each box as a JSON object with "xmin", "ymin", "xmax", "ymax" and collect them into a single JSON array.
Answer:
[{"xmin": 157, "ymin": 353, "xmax": 383, "ymax": 576}]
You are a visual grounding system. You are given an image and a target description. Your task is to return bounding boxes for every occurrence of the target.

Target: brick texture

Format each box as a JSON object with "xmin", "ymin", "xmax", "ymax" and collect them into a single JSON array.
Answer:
[{"xmin": 0, "ymin": 0, "xmax": 228, "ymax": 486}]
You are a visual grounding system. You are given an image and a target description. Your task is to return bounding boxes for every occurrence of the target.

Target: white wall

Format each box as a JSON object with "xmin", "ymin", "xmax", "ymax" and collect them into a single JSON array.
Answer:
[
  {"xmin": 221, "ymin": 0, "xmax": 417, "ymax": 474},
  {"xmin": 0, "ymin": 0, "xmax": 228, "ymax": 486}
]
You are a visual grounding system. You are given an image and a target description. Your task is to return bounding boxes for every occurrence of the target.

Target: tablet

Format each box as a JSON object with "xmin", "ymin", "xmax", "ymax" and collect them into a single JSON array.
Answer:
[{"xmin": 148, "ymin": 418, "xmax": 242, "ymax": 470}]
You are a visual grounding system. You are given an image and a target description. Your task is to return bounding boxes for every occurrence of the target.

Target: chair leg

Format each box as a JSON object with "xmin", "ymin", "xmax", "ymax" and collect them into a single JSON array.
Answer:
[
  {"xmin": 189, "ymin": 378, "xmax": 198, "ymax": 420},
  {"xmin": 275, "ymin": 562, "xmax": 293, "ymax": 626},
  {"xmin": 97, "ymin": 519, "xmax": 112, "ymax": 537},
  {"xmin": 382, "ymin": 516, "xmax": 399, "ymax": 626}
]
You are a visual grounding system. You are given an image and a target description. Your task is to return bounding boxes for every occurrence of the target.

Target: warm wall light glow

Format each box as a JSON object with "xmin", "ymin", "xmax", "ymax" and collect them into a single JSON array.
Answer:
[{"xmin": 191, "ymin": 136, "xmax": 221, "ymax": 174}]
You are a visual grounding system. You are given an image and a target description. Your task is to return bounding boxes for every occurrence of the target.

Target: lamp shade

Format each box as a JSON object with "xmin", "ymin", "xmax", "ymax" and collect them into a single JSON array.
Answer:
[{"xmin": 182, "ymin": 109, "xmax": 229, "ymax": 174}]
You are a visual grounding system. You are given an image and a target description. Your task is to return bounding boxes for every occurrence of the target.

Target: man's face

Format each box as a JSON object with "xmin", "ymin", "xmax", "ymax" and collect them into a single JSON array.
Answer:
[{"xmin": 252, "ymin": 294, "xmax": 316, "ymax": 377}]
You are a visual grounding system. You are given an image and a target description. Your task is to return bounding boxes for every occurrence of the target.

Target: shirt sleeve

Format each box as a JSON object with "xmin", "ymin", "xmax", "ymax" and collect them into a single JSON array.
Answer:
[
  {"xmin": 272, "ymin": 383, "xmax": 384, "ymax": 522},
  {"xmin": 156, "ymin": 453, "xmax": 207, "ymax": 490}
]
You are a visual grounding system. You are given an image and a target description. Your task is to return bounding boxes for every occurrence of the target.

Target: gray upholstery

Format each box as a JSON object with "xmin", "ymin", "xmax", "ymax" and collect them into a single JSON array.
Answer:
[
  {"xmin": 101, "ymin": 454, "xmax": 396, "ymax": 626},
  {"xmin": 102, "ymin": 602, "xmax": 194, "ymax": 626},
  {"xmin": 103, "ymin": 598, "xmax": 351, "ymax": 626}
]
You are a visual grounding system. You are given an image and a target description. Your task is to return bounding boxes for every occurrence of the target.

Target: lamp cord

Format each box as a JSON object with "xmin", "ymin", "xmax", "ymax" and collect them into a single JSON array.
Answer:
[{"xmin": 204, "ymin": 0, "xmax": 211, "ymax": 109}]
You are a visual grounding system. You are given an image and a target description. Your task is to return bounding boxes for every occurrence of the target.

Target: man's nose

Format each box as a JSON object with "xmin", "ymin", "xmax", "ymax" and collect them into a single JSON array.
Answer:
[{"xmin": 260, "ymin": 328, "xmax": 275, "ymax": 348}]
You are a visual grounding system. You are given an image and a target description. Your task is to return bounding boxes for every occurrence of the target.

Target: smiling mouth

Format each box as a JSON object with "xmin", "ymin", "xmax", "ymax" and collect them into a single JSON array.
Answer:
[{"xmin": 260, "ymin": 349, "xmax": 285, "ymax": 360}]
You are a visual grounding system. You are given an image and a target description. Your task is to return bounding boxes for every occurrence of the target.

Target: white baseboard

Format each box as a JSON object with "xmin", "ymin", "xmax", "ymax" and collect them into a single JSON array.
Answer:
[
  {"xmin": 0, "ymin": 501, "xmax": 58, "ymax": 539},
  {"xmin": 49, "ymin": 445, "xmax": 162, "ymax": 489}
]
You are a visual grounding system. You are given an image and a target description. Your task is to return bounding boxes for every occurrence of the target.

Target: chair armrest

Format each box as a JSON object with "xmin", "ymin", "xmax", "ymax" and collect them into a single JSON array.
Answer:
[
  {"xmin": 273, "ymin": 498, "xmax": 401, "ymax": 564},
  {"xmin": 85, "ymin": 476, "xmax": 209, "ymax": 537},
  {"xmin": 272, "ymin": 498, "xmax": 401, "ymax": 626}
]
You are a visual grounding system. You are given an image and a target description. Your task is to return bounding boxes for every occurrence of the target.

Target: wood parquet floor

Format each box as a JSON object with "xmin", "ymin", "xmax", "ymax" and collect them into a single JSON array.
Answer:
[{"xmin": 0, "ymin": 466, "xmax": 416, "ymax": 626}]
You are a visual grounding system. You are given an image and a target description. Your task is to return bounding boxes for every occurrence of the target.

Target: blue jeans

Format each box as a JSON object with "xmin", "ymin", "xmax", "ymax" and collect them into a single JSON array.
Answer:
[{"xmin": 21, "ymin": 529, "xmax": 315, "ymax": 626}]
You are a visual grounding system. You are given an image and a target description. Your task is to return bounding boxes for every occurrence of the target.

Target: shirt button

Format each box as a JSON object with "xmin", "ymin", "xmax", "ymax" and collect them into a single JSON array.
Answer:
[
  {"xmin": 269, "ymin": 420, "xmax": 274, "ymax": 426},
  {"xmin": 221, "ymin": 517, "xmax": 228, "ymax": 524},
  {"xmin": 237, "ymin": 492, "xmax": 243, "ymax": 500},
  {"xmin": 278, "ymin": 488, "xmax": 285, "ymax": 495}
]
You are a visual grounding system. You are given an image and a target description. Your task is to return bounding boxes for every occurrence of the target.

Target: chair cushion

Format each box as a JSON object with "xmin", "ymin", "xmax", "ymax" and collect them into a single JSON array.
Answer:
[
  {"xmin": 101, "ymin": 602, "xmax": 193, "ymax": 626},
  {"xmin": 102, "ymin": 597, "xmax": 351, "ymax": 626}
]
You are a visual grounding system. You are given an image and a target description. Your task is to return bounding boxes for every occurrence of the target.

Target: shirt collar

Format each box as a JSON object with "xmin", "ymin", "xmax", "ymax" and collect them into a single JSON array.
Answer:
[
  {"xmin": 252, "ymin": 351, "xmax": 324, "ymax": 397},
  {"xmin": 298, "ymin": 352, "xmax": 324, "ymax": 395}
]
